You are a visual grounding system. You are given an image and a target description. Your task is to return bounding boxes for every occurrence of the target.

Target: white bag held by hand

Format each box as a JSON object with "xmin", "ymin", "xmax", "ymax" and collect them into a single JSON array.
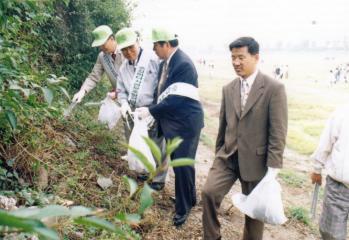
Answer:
[
  {"xmin": 127, "ymin": 113, "xmax": 156, "ymax": 173},
  {"xmin": 232, "ymin": 168, "xmax": 287, "ymax": 225},
  {"xmin": 98, "ymin": 96, "xmax": 121, "ymax": 129}
]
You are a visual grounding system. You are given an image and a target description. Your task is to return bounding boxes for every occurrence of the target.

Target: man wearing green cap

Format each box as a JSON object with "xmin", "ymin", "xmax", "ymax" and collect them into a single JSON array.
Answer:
[
  {"xmin": 72, "ymin": 25, "xmax": 123, "ymax": 103},
  {"xmin": 136, "ymin": 27, "xmax": 204, "ymax": 227},
  {"xmin": 115, "ymin": 27, "xmax": 167, "ymax": 185}
]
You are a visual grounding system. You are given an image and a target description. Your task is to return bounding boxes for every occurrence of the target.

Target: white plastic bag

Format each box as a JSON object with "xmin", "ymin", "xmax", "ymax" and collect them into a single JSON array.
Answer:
[
  {"xmin": 232, "ymin": 168, "xmax": 287, "ymax": 225},
  {"xmin": 98, "ymin": 96, "xmax": 121, "ymax": 129},
  {"xmin": 127, "ymin": 113, "xmax": 156, "ymax": 173}
]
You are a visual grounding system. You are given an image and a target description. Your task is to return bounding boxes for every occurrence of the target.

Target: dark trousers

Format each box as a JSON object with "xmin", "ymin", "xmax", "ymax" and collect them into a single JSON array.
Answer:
[
  {"xmin": 202, "ymin": 152, "xmax": 264, "ymax": 240},
  {"xmin": 170, "ymin": 133, "xmax": 201, "ymax": 215}
]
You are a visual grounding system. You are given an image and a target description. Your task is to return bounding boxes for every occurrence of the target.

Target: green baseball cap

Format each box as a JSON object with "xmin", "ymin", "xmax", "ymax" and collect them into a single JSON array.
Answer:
[
  {"xmin": 91, "ymin": 25, "xmax": 113, "ymax": 47},
  {"xmin": 152, "ymin": 27, "xmax": 177, "ymax": 42},
  {"xmin": 115, "ymin": 28, "xmax": 138, "ymax": 50}
]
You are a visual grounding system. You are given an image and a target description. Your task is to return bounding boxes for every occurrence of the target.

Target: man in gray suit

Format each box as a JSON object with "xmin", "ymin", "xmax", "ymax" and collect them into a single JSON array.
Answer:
[{"xmin": 202, "ymin": 37, "xmax": 288, "ymax": 240}]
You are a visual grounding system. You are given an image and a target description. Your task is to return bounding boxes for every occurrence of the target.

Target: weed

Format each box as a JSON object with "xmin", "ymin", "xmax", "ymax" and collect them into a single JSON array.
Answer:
[{"xmin": 288, "ymin": 206, "xmax": 311, "ymax": 226}]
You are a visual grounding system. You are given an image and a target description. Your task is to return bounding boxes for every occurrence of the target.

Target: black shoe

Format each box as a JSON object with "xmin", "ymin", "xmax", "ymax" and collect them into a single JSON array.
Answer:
[
  {"xmin": 173, "ymin": 212, "xmax": 189, "ymax": 226},
  {"xmin": 137, "ymin": 174, "xmax": 149, "ymax": 181},
  {"xmin": 149, "ymin": 182, "xmax": 165, "ymax": 191}
]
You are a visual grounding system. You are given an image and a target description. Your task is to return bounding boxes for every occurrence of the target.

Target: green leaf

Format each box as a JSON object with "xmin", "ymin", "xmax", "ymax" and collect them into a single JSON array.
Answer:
[
  {"xmin": 9, "ymin": 84, "xmax": 30, "ymax": 97},
  {"xmin": 41, "ymin": 87, "xmax": 53, "ymax": 105},
  {"xmin": 5, "ymin": 110, "xmax": 17, "ymax": 130},
  {"xmin": 127, "ymin": 145, "xmax": 155, "ymax": 174},
  {"xmin": 74, "ymin": 216, "xmax": 116, "ymax": 232},
  {"xmin": 142, "ymin": 137, "xmax": 162, "ymax": 166},
  {"xmin": 33, "ymin": 227, "xmax": 60, "ymax": 240},
  {"xmin": 62, "ymin": 0, "xmax": 70, "ymax": 6},
  {"xmin": 0, "ymin": 210, "xmax": 59, "ymax": 240},
  {"xmin": 169, "ymin": 158, "xmax": 196, "ymax": 168},
  {"xmin": 115, "ymin": 213, "xmax": 141, "ymax": 225},
  {"xmin": 69, "ymin": 206, "xmax": 92, "ymax": 218},
  {"xmin": 166, "ymin": 137, "xmax": 183, "ymax": 156},
  {"xmin": 11, "ymin": 205, "xmax": 70, "ymax": 220},
  {"xmin": 27, "ymin": 205, "xmax": 70, "ymax": 220},
  {"xmin": 138, "ymin": 183, "xmax": 154, "ymax": 215},
  {"xmin": 122, "ymin": 175, "xmax": 138, "ymax": 197},
  {"xmin": 59, "ymin": 86, "xmax": 70, "ymax": 100}
]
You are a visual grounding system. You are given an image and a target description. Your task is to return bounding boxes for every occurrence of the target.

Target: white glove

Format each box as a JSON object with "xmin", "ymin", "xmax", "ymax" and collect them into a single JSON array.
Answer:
[
  {"xmin": 121, "ymin": 102, "xmax": 131, "ymax": 118},
  {"xmin": 72, "ymin": 89, "xmax": 86, "ymax": 103},
  {"xmin": 135, "ymin": 107, "xmax": 150, "ymax": 119}
]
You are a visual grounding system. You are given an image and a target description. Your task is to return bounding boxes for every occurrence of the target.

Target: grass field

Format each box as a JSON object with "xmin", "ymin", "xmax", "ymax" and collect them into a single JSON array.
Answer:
[{"xmin": 197, "ymin": 50, "xmax": 349, "ymax": 155}]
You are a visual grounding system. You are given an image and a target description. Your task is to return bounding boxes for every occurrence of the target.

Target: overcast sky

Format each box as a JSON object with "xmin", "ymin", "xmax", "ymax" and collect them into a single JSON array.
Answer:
[{"xmin": 131, "ymin": 0, "xmax": 349, "ymax": 52}]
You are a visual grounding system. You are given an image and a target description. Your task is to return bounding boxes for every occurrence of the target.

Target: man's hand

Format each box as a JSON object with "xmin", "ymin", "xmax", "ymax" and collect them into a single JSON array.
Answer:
[
  {"xmin": 121, "ymin": 102, "xmax": 131, "ymax": 118},
  {"xmin": 311, "ymin": 172, "xmax": 322, "ymax": 185},
  {"xmin": 72, "ymin": 89, "xmax": 86, "ymax": 103},
  {"xmin": 135, "ymin": 107, "xmax": 150, "ymax": 119}
]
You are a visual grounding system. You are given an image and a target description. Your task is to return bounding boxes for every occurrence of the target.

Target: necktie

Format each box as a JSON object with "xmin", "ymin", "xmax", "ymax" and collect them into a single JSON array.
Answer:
[
  {"xmin": 157, "ymin": 61, "xmax": 168, "ymax": 96},
  {"xmin": 241, "ymin": 79, "xmax": 249, "ymax": 112}
]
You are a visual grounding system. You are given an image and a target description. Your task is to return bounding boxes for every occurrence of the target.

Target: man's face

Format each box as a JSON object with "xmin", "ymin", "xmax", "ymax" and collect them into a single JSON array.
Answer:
[
  {"xmin": 99, "ymin": 37, "xmax": 116, "ymax": 54},
  {"xmin": 153, "ymin": 42, "xmax": 169, "ymax": 60},
  {"xmin": 121, "ymin": 43, "xmax": 139, "ymax": 61},
  {"xmin": 231, "ymin": 46, "xmax": 259, "ymax": 79}
]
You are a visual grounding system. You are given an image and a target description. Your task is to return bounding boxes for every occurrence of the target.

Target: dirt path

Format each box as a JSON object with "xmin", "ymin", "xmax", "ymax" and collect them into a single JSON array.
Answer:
[{"xmin": 144, "ymin": 101, "xmax": 322, "ymax": 240}]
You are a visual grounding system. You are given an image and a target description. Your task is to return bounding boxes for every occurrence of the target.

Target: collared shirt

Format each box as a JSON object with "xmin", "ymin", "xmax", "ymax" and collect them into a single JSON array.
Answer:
[
  {"xmin": 166, "ymin": 47, "xmax": 178, "ymax": 65},
  {"xmin": 127, "ymin": 48, "xmax": 143, "ymax": 70},
  {"xmin": 117, "ymin": 49, "xmax": 160, "ymax": 108},
  {"xmin": 312, "ymin": 104, "xmax": 349, "ymax": 186},
  {"xmin": 239, "ymin": 69, "xmax": 258, "ymax": 95},
  {"xmin": 239, "ymin": 69, "xmax": 258, "ymax": 111}
]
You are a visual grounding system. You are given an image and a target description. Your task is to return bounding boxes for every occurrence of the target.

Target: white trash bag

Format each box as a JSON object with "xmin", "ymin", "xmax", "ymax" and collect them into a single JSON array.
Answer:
[
  {"xmin": 127, "ymin": 113, "xmax": 156, "ymax": 173},
  {"xmin": 98, "ymin": 96, "xmax": 121, "ymax": 129},
  {"xmin": 232, "ymin": 167, "xmax": 287, "ymax": 225}
]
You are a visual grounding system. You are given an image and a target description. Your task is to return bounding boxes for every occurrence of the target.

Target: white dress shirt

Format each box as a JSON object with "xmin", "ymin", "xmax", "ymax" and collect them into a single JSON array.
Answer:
[{"xmin": 312, "ymin": 104, "xmax": 349, "ymax": 186}]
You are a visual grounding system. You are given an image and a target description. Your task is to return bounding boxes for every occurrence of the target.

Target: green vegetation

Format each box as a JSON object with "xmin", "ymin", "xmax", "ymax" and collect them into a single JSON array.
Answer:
[
  {"xmin": 287, "ymin": 206, "xmax": 311, "ymax": 226},
  {"xmin": 0, "ymin": 0, "xmax": 131, "ymax": 139},
  {"xmin": 278, "ymin": 169, "xmax": 306, "ymax": 188}
]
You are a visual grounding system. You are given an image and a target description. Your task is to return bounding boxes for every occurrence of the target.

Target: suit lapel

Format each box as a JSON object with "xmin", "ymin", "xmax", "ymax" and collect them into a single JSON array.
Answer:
[
  {"xmin": 231, "ymin": 79, "xmax": 241, "ymax": 118},
  {"xmin": 240, "ymin": 72, "xmax": 264, "ymax": 119}
]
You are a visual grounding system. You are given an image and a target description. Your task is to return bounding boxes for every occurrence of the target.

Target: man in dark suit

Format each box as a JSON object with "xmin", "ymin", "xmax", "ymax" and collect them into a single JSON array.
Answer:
[
  {"xmin": 201, "ymin": 37, "xmax": 288, "ymax": 240},
  {"xmin": 136, "ymin": 28, "xmax": 204, "ymax": 227}
]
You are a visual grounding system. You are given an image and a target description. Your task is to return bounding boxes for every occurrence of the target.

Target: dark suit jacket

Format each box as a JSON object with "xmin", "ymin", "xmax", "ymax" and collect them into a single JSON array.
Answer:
[
  {"xmin": 215, "ymin": 71, "xmax": 288, "ymax": 182},
  {"xmin": 149, "ymin": 49, "xmax": 204, "ymax": 139}
]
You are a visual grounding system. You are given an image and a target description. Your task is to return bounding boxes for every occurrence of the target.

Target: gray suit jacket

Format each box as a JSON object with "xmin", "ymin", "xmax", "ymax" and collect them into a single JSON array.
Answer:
[{"xmin": 215, "ymin": 71, "xmax": 288, "ymax": 182}]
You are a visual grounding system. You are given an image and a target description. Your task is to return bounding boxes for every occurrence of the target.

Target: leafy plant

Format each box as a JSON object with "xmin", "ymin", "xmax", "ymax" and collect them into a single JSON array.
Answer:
[
  {"xmin": 287, "ymin": 206, "xmax": 311, "ymax": 226},
  {"xmin": 120, "ymin": 136, "xmax": 196, "ymax": 220}
]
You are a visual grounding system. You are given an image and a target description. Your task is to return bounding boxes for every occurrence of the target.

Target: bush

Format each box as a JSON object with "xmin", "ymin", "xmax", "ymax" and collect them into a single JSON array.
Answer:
[{"xmin": 0, "ymin": 0, "xmax": 131, "ymax": 140}]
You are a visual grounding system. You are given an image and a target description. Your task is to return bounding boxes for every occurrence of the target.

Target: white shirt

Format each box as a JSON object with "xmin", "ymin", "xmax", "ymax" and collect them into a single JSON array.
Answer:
[
  {"xmin": 239, "ymin": 69, "xmax": 258, "ymax": 110},
  {"xmin": 312, "ymin": 104, "xmax": 349, "ymax": 186},
  {"xmin": 117, "ymin": 48, "xmax": 160, "ymax": 107},
  {"xmin": 166, "ymin": 47, "xmax": 178, "ymax": 65},
  {"xmin": 239, "ymin": 69, "xmax": 258, "ymax": 93}
]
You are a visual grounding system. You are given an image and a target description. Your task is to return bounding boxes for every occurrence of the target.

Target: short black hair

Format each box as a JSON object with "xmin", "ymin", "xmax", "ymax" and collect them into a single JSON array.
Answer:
[{"xmin": 229, "ymin": 37, "xmax": 259, "ymax": 55}]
